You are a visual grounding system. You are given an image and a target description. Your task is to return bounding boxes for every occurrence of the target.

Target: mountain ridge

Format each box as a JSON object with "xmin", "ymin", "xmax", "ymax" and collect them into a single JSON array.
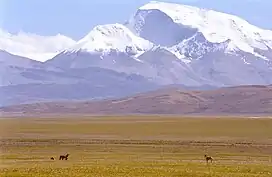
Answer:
[{"xmin": 1, "ymin": 85, "xmax": 271, "ymax": 116}]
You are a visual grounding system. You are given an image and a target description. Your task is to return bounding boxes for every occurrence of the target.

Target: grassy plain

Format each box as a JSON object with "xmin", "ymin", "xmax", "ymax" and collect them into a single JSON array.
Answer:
[{"xmin": 1, "ymin": 116, "xmax": 272, "ymax": 176}]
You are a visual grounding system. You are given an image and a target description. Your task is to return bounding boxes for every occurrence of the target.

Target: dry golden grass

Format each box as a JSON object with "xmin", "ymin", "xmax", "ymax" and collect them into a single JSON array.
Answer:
[{"xmin": 1, "ymin": 116, "xmax": 272, "ymax": 176}]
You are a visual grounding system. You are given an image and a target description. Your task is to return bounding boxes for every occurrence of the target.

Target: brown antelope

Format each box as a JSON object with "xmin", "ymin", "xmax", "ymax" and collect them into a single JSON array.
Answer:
[
  {"xmin": 59, "ymin": 153, "xmax": 69, "ymax": 160},
  {"xmin": 204, "ymin": 154, "xmax": 213, "ymax": 163}
]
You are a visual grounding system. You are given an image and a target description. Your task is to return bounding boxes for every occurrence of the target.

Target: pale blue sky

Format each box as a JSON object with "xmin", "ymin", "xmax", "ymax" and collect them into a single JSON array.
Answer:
[{"xmin": 1, "ymin": 0, "xmax": 271, "ymax": 40}]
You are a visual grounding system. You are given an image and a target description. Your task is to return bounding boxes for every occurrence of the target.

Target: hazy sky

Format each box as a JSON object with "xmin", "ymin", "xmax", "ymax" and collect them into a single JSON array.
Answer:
[{"xmin": 1, "ymin": 0, "xmax": 271, "ymax": 40}]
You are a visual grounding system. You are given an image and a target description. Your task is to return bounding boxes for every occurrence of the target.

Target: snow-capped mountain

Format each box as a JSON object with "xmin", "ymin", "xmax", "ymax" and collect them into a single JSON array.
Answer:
[
  {"xmin": 169, "ymin": 32, "xmax": 230, "ymax": 62},
  {"xmin": 3, "ymin": 1, "xmax": 272, "ymax": 107},
  {"xmin": 45, "ymin": 1, "xmax": 272, "ymax": 87},
  {"xmin": 2, "ymin": 0, "xmax": 272, "ymax": 99},
  {"xmin": 128, "ymin": 1, "xmax": 272, "ymax": 59},
  {"xmin": 64, "ymin": 23, "xmax": 154, "ymax": 56},
  {"xmin": 0, "ymin": 29, "xmax": 76, "ymax": 62}
]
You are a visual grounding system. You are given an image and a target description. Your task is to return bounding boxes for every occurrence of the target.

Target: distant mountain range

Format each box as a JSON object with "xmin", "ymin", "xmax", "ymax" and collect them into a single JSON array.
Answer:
[
  {"xmin": 1, "ymin": 85, "xmax": 271, "ymax": 116},
  {"xmin": 1, "ymin": 1, "xmax": 272, "ymax": 107}
]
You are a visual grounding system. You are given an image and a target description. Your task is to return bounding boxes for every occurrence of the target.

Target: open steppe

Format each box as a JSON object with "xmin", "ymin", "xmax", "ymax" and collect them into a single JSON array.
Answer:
[{"xmin": 1, "ymin": 116, "xmax": 272, "ymax": 176}]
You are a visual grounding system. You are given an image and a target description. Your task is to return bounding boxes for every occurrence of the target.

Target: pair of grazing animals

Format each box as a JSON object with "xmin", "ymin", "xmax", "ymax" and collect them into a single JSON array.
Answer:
[
  {"xmin": 50, "ymin": 153, "xmax": 213, "ymax": 164},
  {"xmin": 50, "ymin": 154, "xmax": 69, "ymax": 160}
]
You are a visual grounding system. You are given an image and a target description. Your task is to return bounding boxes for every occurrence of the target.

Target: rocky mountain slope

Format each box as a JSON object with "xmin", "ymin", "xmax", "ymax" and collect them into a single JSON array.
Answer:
[{"xmin": 0, "ymin": 50, "xmax": 160, "ymax": 106}]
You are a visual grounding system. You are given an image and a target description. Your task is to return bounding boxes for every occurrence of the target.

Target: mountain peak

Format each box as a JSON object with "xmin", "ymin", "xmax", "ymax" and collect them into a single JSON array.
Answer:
[
  {"xmin": 133, "ymin": 1, "xmax": 272, "ymax": 55},
  {"xmin": 65, "ymin": 23, "xmax": 154, "ymax": 55}
]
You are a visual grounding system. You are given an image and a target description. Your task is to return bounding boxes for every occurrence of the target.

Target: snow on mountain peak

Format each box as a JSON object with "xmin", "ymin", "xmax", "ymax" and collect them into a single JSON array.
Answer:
[
  {"xmin": 136, "ymin": 1, "xmax": 272, "ymax": 55},
  {"xmin": 0, "ymin": 28, "xmax": 76, "ymax": 62},
  {"xmin": 66, "ymin": 23, "xmax": 154, "ymax": 55}
]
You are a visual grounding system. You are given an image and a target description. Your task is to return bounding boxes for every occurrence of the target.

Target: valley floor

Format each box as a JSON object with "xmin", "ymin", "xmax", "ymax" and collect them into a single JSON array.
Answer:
[{"xmin": 1, "ymin": 116, "xmax": 272, "ymax": 177}]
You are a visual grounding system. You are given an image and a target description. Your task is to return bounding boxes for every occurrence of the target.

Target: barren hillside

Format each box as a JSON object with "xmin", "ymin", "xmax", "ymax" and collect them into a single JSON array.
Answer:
[{"xmin": 0, "ymin": 85, "xmax": 271, "ymax": 116}]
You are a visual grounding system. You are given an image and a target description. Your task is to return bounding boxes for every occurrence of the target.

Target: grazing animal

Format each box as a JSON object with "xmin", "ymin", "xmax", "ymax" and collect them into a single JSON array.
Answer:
[
  {"xmin": 204, "ymin": 154, "xmax": 213, "ymax": 163},
  {"xmin": 59, "ymin": 154, "xmax": 69, "ymax": 160},
  {"xmin": 50, "ymin": 157, "xmax": 54, "ymax": 160}
]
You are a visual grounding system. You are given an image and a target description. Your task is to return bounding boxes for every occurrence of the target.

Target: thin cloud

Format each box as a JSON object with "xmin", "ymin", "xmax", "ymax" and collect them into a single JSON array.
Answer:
[{"xmin": 0, "ymin": 29, "xmax": 76, "ymax": 61}]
